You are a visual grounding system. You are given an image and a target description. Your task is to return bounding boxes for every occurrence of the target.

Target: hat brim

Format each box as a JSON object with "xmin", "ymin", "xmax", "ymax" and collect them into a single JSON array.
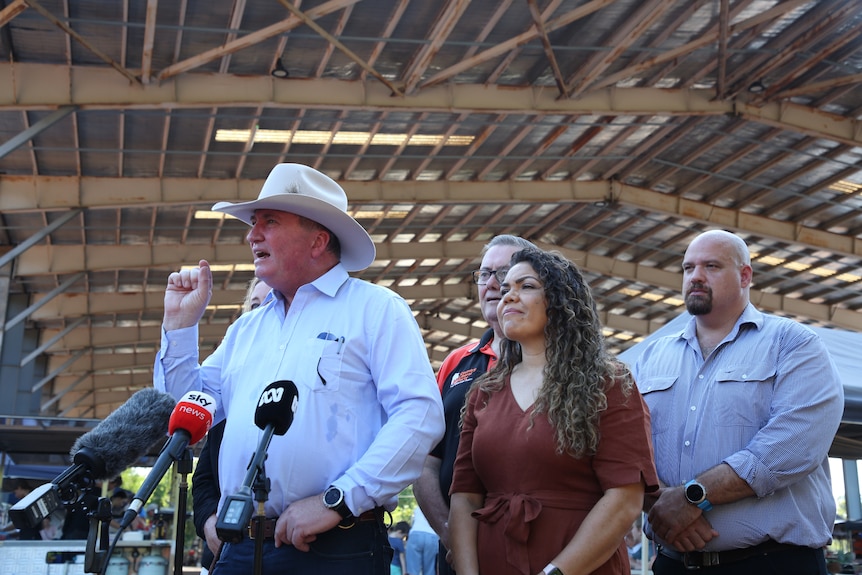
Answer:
[{"xmin": 212, "ymin": 194, "xmax": 376, "ymax": 272}]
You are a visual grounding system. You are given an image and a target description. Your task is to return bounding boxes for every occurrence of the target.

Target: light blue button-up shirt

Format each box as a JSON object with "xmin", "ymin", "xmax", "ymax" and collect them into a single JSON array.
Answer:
[
  {"xmin": 154, "ymin": 264, "xmax": 444, "ymax": 518},
  {"xmin": 633, "ymin": 303, "xmax": 843, "ymax": 550}
]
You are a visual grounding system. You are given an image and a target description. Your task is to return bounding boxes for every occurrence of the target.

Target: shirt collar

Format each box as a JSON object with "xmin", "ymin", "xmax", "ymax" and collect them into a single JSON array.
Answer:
[
  {"xmin": 681, "ymin": 302, "xmax": 762, "ymax": 345},
  {"xmin": 308, "ymin": 263, "xmax": 349, "ymax": 297},
  {"xmin": 468, "ymin": 328, "xmax": 495, "ymax": 354},
  {"xmin": 266, "ymin": 264, "xmax": 349, "ymax": 310}
]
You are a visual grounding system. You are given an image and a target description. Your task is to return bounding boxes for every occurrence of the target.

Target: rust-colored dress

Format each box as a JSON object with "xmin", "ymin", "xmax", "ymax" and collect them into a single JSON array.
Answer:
[{"xmin": 450, "ymin": 378, "xmax": 658, "ymax": 575}]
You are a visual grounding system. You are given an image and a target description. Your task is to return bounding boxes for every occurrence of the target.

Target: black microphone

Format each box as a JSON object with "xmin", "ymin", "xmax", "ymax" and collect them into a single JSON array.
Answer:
[
  {"xmin": 10, "ymin": 388, "xmax": 176, "ymax": 530},
  {"xmin": 216, "ymin": 381, "xmax": 299, "ymax": 543},
  {"xmin": 120, "ymin": 391, "xmax": 216, "ymax": 528}
]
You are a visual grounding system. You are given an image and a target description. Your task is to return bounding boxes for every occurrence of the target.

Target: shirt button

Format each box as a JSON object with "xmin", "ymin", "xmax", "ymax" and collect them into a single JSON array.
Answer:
[
  {"xmin": 698, "ymin": 374, "xmax": 704, "ymax": 379},
  {"xmin": 690, "ymin": 405, "xmax": 696, "ymax": 411},
  {"xmin": 742, "ymin": 374, "xmax": 748, "ymax": 379},
  {"xmin": 684, "ymin": 440, "xmax": 691, "ymax": 446}
]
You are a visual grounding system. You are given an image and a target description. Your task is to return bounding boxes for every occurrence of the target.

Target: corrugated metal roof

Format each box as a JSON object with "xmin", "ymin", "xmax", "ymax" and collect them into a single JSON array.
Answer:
[{"xmin": 0, "ymin": 0, "xmax": 860, "ymax": 439}]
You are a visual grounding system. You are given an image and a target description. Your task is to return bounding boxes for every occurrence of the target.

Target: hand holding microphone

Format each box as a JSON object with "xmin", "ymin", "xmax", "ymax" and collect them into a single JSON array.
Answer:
[
  {"xmin": 120, "ymin": 391, "xmax": 217, "ymax": 528},
  {"xmin": 216, "ymin": 381, "xmax": 299, "ymax": 543}
]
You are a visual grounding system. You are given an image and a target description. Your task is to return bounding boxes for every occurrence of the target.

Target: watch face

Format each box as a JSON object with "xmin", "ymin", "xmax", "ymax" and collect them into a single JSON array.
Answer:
[
  {"xmin": 686, "ymin": 483, "xmax": 705, "ymax": 502},
  {"xmin": 324, "ymin": 487, "xmax": 342, "ymax": 507}
]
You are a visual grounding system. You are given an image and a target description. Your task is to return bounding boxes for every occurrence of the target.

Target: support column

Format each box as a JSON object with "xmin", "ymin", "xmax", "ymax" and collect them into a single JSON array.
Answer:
[{"xmin": 844, "ymin": 460, "xmax": 861, "ymax": 521}]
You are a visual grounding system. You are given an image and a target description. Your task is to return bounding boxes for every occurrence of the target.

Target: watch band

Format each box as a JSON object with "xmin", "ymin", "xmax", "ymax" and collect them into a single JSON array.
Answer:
[{"xmin": 542, "ymin": 564, "xmax": 564, "ymax": 575}]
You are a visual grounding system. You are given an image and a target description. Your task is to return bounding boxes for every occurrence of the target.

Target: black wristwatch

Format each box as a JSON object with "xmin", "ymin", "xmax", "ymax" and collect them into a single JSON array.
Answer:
[
  {"xmin": 322, "ymin": 485, "xmax": 352, "ymax": 519},
  {"xmin": 684, "ymin": 479, "xmax": 713, "ymax": 511}
]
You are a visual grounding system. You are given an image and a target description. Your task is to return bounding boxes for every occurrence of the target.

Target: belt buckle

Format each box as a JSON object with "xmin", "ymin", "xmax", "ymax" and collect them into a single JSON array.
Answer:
[
  {"xmin": 683, "ymin": 551, "xmax": 720, "ymax": 570},
  {"xmin": 682, "ymin": 553, "xmax": 701, "ymax": 570},
  {"xmin": 701, "ymin": 551, "xmax": 720, "ymax": 567}
]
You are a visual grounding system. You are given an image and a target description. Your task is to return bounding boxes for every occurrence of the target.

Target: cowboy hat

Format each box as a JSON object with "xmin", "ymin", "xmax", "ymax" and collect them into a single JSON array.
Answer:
[{"xmin": 211, "ymin": 163, "xmax": 376, "ymax": 271}]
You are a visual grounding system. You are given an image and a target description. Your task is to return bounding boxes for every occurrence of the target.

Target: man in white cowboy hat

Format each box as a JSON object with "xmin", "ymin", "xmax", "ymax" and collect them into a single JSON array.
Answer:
[{"xmin": 154, "ymin": 163, "xmax": 444, "ymax": 575}]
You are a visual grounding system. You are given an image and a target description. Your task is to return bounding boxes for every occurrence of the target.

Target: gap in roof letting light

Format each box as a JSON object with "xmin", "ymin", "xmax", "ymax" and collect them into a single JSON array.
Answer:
[
  {"xmin": 195, "ymin": 211, "xmax": 229, "ymax": 220},
  {"xmin": 194, "ymin": 209, "xmax": 407, "ymax": 220},
  {"xmin": 837, "ymin": 273, "xmax": 862, "ymax": 283},
  {"xmin": 755, "ymin": 255, "xmax": 855, "ymax": 281},
  {"xmin": 351, "ymin": 209, "xmax": 410, "ymax": 219},
  {"xmin": 181, "ymin": 264, "xmax": 255, "ymax": 272},
  {"xmin": 829, "ymin": 180, "xmax": 862, "ymax": 194},
  {"xmin": 215, "ymin": 129, "xmax": 474, "ymax": 147}
]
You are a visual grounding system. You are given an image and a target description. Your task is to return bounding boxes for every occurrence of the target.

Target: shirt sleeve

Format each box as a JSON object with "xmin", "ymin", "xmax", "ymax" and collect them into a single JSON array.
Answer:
[
  {"xmin": 723, "ymin": 325, "xmax": 844, "ymax": 497},
  {"xmin": 449, "ymin": 388, "xmax": 485, "ymax": 496},
  {"xmin": 153, "ymin": 324, "xmax": 202, "ymax": 398},
  {"xmin": 154, "ymin": 324, "xmax": 228, "ymax": 422},
  {"xmin": 592, "ymin": 378, "xmax": 660, "ymax": 493}
]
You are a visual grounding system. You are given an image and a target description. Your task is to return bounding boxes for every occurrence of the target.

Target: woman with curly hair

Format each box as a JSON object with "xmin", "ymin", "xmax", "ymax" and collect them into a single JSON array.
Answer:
[{"xmin": 449, "ymin": 248, "xmax": 658, "ymax": 575}]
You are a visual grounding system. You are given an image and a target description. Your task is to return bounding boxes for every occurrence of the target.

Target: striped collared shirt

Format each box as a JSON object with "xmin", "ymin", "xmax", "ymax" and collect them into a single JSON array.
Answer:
[{"xmin": 633, "ymin": 303, "xmax": 843, "ymax": 550}]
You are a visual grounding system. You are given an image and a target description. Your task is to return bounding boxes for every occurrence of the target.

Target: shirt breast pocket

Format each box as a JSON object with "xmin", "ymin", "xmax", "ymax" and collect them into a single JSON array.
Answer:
[
  {"xmin": 715, "ymin": 365, "xmax": 775, "ymax": 427},
  {"xmin": 638, "ymin": 375, "xmax": 676, "ymax": 434},
  {"xmin": 310, "ymin": 336, "xmax": 344, "ymax": 392}
]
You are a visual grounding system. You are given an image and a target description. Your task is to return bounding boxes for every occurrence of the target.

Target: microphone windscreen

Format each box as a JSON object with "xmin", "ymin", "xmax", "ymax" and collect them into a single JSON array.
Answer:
[
  {"xmin": 70, "ymin": 388, "xmax": 176, "ymax": 479},
  {"xmin": 254, "ymin": 381, "xmax": 299, "ymax": 436},
  {"xmin": 168, "ymin": 391, "xmax": 216, "ymax": 445}
]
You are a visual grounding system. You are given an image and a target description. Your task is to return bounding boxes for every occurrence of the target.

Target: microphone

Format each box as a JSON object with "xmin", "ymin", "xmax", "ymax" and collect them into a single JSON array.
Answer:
[
  {"xmin": 120, "ymin": 391, "xmax": 216, "ymax": 528},
  {"xmin": 10, "ymin": 388, "xmax": 176, "ymax": 530},
  {"xmin": 216, "ymin": 381, "xmax": 298, "ymax": 543}
]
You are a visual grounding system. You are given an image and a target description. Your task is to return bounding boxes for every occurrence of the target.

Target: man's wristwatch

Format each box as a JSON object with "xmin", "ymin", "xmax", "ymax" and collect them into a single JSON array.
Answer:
[
  {"xmin": 542, "ymin": 564, "xmax": 564, "ymax": 575},
  {"xmin": 684, "ymin": 479, "xmax": 713, "ymax": 511},
  {"xmin": 322, "ymin": 485, "xmax": 352, "ymax": 519}
]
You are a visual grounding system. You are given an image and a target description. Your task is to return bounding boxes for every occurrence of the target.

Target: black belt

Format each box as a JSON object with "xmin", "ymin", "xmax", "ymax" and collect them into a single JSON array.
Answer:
[
  {"xmin": 659, "ymin": 540, "xmax": 813, "ymax": 569},
  {"xmin": 247, "ymin": 508, "xmax": 386, "ymax": 540}
]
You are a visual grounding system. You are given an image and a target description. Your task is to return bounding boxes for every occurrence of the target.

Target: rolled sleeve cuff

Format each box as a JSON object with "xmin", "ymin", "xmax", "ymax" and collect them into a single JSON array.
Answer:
[{"xmin": 724, "ymin": 450, "xmax": 775, "ymax": 497}]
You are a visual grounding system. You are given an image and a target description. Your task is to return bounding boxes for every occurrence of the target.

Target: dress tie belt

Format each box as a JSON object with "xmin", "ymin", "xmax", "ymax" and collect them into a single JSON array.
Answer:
[{"xmin": 473, "ymin": 490, "xmax": 595, "ymax": 573}]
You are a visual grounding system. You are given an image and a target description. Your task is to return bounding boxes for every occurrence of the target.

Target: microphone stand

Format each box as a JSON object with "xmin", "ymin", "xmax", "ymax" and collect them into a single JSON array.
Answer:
[
  {"xmin": 173, "ymin": 448, "xmax": 193, "ymax": 575},
  {"xmin": 251, "ymin": 460, "xmax": 270, "ymax": 575}
]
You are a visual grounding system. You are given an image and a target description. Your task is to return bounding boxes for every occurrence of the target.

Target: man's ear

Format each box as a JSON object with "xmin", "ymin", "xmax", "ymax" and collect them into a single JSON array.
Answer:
[
  {"xmin": 740, "ymin": 264, "xmax": 753, "ymax": 288},
  {"xmin": 310, "ymin": 229, "xmax": 333, "ymax": 259}
]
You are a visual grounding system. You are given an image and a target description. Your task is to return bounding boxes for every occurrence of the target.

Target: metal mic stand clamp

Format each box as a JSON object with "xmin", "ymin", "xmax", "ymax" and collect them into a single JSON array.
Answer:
[
  {"xmin": 251, "ymin": 462, "xmax": 271, "ymax": 575},
  {"xmin": 84, "ymin": 496, "xmax": 112, "ymax": 574}
]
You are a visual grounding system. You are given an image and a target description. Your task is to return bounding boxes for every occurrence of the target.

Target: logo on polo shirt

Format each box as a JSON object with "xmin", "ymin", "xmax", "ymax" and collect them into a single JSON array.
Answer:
[{"xmin": 451, "ymin": 368, "xmax": 478, "ymax": 387}]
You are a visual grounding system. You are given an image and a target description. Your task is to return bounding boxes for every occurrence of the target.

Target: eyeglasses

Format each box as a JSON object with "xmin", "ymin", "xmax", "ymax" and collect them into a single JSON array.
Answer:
[{"xmin": 472, "ymin": 268, "xmax": 508, "ymax": 285}]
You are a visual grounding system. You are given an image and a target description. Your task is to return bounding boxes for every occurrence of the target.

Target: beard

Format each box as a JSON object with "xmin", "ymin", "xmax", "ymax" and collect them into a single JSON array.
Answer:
[{"xmin": 685, "ymin": 285, "xmax": 713, "ymax": 315}]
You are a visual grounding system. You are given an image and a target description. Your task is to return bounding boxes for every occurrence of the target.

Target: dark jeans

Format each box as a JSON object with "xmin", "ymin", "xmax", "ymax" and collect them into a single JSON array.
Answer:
[
  {"xmin": 212, "ymin": 518, "xmax": 392, "ymax": 575},
  {"xmin": 653, "ymin": 546, "xmax": 826, "ymax": 575},
  {"xmin": 437, "ymin": 540, "xmax": 455, "ymax": 575}
]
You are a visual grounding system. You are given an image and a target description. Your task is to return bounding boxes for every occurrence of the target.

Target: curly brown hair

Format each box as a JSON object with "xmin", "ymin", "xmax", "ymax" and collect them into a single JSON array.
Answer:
[{"xmin": 474, "ymin": 248, "xmax": 632, "ymax": 456}]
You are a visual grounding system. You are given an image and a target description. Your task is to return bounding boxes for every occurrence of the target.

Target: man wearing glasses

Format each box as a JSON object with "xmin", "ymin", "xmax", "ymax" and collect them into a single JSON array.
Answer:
[{"xmin": 413, "ymin": 234, "xmax": 536, "ymax": 575}]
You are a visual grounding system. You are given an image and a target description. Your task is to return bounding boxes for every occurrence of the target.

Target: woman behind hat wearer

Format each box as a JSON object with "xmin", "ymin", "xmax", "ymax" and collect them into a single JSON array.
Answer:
[
  {"xmin": 155, "ymin": 163, "xmax": 444, "ymax": 575},
  {"xmin": 449, "ymin": 248, "xmax": 659, "ymax": 575},
  {"xmin": 242, "ymin": 277, "xmax": 271, "ymax": 314}
]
